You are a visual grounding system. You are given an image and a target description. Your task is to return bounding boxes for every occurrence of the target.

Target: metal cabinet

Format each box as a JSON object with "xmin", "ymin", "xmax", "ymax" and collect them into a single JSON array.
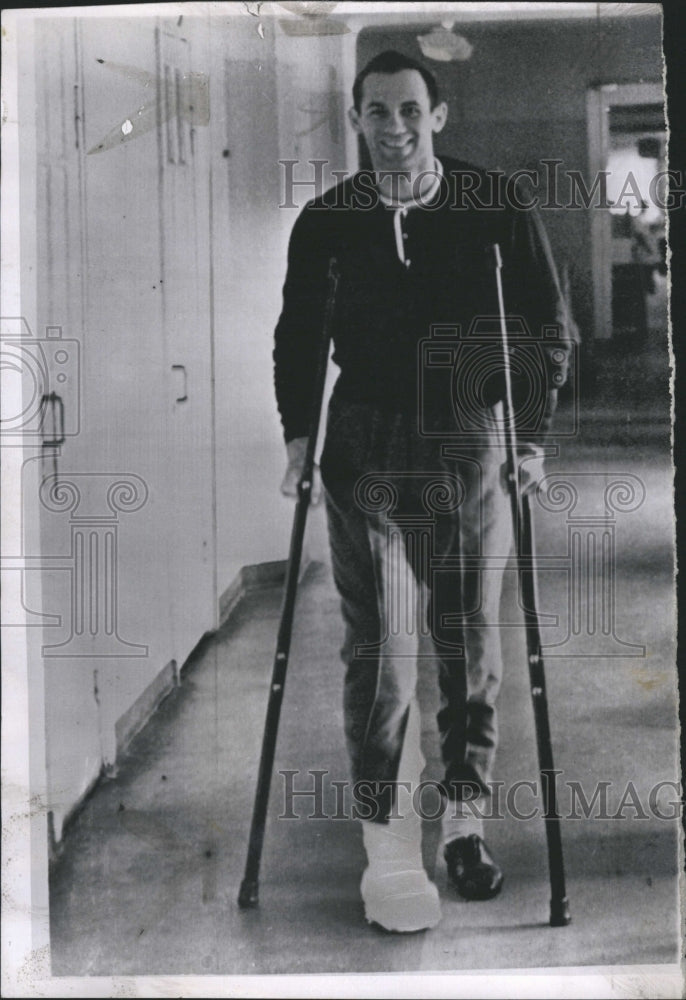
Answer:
[{"xmin": 31, "ymin": 15, "xmax": 216, "ymax": 842}]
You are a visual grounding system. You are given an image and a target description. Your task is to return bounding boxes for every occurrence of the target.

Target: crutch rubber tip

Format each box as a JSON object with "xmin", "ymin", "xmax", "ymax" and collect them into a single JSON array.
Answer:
[
  {"xmin": 549, "ymin": 897, "xmax": 571, "ymax": 927},
  {"xmin": 238, "ymin": 878, "xmax": 259, "ymax": 909}
]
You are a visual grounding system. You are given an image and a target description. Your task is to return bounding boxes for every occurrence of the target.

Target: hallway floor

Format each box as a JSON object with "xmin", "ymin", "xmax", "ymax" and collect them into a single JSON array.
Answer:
[{"xmin": 49, "ymin": 441, "xmax": 681, "ymax": 979}]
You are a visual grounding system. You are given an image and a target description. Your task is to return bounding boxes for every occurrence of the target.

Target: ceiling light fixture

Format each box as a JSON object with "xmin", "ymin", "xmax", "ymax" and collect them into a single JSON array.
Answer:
[{"xmin": 417, "ymin": 22, "xmax": 473, "ymax": 62}]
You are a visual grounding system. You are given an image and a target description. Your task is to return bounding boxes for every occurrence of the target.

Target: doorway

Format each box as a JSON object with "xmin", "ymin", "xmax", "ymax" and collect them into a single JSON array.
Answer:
[{"xmin": 586, "ymin": 82, "xmax": 669, "ymax": 410}]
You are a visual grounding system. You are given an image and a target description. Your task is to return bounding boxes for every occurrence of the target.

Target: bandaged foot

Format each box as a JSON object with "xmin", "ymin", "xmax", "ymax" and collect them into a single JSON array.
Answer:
[
  {"xmin": 359, "ymin": 700, "xmax": 441, "ymax": 932},
  {"xmin": 360, "ymin": 820, "xmax": 441, "ymax": 931}
]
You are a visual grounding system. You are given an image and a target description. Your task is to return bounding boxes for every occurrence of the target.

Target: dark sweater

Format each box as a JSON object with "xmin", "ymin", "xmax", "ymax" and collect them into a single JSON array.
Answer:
[{"xmin": 274, "ymin": 156, "xmax": 574, "ymax": 443}]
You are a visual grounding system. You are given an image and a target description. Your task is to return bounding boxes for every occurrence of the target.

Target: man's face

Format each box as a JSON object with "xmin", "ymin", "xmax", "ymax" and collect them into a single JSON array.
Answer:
[{"xmin": 349, "ymin": 69, "xmax": 448, "ymax": 174}]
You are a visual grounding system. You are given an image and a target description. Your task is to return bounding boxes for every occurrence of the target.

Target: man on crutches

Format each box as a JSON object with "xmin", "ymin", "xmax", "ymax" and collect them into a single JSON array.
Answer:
[{"xmin": 270, "ymin": 50, "xmax": 574, "ymax": 932}]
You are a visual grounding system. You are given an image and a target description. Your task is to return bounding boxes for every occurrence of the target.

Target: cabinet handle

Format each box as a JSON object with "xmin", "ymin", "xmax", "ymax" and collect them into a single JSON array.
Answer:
[
  {"xmin": 172, "ymin": 364, "xmax": 188, "ymax": 402},
  {"xmin": 40, "ymin": 392, "xmax": 65, "ymax": 446}
]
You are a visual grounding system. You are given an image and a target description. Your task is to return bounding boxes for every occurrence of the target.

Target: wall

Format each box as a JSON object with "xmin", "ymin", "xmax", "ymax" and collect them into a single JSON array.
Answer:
[{"xmin": 210, "ymin": 12, "xmax": 354, "ymax": 589}]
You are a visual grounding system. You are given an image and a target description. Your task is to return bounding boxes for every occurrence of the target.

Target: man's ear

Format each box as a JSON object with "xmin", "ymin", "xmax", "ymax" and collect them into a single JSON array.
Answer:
[
  {"xmin": 348, "ymin": 106, "xmax": 362, "ymax": 133},
  {"xmin": 431, "ymin": 101, "xmax": 448, "ymax": 134}
]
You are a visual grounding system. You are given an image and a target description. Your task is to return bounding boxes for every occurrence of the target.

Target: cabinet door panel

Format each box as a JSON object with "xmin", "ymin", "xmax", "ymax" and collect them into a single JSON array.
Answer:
[
  {"xmin": 156, "ymin": 16, "xmax": 217, "ymax": 661},
  {"xmin": 33, "ymin": 16, "xmax": 215, "ymax": 835}
]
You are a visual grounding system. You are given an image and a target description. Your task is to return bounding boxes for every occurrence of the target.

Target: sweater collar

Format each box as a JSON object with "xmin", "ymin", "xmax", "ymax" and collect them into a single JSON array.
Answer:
[{"xmin": 376, "ymin": 157, "xmax": 444, "ymax": 210}]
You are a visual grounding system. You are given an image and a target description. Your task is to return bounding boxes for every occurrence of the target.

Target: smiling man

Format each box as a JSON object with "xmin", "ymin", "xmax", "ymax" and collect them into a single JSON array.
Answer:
[
  {"xmin": 274, "ymin": 50, "xmax": 572, "ymax": 932},
  {"xmin": 348, "ymin": 61, "xmax": 447, "ymax": 204}
]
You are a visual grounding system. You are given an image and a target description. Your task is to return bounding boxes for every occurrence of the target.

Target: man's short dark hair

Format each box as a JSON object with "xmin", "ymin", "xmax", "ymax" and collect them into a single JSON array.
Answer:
[{"xmin": 352, "ymin": 50, "xmax": 439, "ymax": 112}]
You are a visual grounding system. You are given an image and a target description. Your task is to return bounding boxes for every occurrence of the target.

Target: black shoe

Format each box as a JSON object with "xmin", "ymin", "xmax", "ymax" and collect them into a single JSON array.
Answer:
[{"xmin": 444, "ymin": 834, "xmax": 504, "ymax": 901}]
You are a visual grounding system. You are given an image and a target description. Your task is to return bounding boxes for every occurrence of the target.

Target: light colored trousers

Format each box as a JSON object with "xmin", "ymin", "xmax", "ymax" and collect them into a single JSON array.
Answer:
[{"xmin": 321, "ymin": 397, "xmax": 512, "ymax": 823}]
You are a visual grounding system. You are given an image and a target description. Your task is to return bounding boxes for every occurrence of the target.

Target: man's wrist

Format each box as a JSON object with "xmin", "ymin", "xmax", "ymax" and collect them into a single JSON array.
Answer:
[{"xmin": 286, "ymin": 437, "xmax": 308, "ymax": 463}]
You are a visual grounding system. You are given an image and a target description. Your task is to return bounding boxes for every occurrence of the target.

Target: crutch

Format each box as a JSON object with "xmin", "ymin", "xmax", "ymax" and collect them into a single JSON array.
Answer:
[
  {"xmin": 491, "ymin": 243, "xmax": 571, "ymax": 927},
  {"xmin": 238, "ymin": 257, "xmax": 339, "ymax": 909}
]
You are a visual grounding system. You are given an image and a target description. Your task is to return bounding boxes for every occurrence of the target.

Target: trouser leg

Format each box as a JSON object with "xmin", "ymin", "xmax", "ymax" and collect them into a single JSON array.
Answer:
[
  {"xmin": 325, "ymin": 487, "xmax": 419, "ymax": 823},
  {"xmin": 431, "ymin": 446, "xmax": 512, "ymax": 801}
]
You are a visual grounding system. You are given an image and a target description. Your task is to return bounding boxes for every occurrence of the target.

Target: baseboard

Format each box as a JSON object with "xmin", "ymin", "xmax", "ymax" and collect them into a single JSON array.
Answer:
[
  {"xmin": 48, "ymin": 660, "xmax": 180, "ymax": 861},
  {"xmin": 49, "ymin": 560, "xmax": 311, "ymax": 860},
  {"xmin": 219, "ymin": 558, "xmax": 300, "ymax": 625},
  {"xmin": 114, "ymin": 658, "xmax": 179, "ymax": 760},
  {"xmin": 47, "ymin": 771, "xmax": 101, "ymax": 864}
]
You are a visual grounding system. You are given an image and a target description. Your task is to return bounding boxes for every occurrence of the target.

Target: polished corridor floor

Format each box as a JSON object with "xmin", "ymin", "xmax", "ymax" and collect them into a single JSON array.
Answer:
[{"xmin": 49, "ymin": 444, "xmax": 680, "ymax": 977}]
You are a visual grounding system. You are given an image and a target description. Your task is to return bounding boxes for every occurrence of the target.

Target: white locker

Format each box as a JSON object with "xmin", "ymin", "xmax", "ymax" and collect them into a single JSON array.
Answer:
[{"xmin": 32, "ymin": 15, "xmax": 216, "ymax": 842}]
